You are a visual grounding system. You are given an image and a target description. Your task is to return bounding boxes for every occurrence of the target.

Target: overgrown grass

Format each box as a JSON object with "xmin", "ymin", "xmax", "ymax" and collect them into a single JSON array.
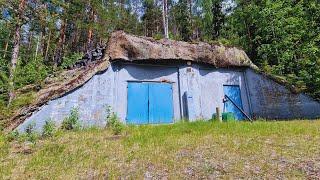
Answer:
[
  {"xmin": 0, "ymin": 91, "xmax": 36, "ymax": 127},
  {"xmin": 1, "ymin": 120, "xmax": 320, "ymax": 179}
]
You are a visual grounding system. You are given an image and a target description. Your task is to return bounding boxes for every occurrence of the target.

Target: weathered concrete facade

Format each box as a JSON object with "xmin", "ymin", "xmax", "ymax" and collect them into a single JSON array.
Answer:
[
  {"xmin": 17, "ymin": 62, "xmax": 320, "ymax": 132},
  {"xmin": 245, "ymin": 69, "xmax": 320, "ymax": 119}
]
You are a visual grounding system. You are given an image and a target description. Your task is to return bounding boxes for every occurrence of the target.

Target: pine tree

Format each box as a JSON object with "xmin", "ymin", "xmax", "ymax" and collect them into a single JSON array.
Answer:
[{"xmin": 201, "ymin": 0, "xmax": 225, "ymax": 40}]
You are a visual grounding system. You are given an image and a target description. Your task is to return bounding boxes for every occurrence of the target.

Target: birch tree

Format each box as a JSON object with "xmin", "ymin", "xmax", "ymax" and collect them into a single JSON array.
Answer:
[
  {"xmin": 8, "ymin": 0, "xmax": 26, "ymax": 105},
  {"xmin": 162, "ymin": 0, "xmax": 169, "ymax": 38}
]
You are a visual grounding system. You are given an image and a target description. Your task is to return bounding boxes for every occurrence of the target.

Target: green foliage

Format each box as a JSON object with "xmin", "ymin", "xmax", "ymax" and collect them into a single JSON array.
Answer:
[
  {"xmin": 5, "ymin": 130, "xmax": 20, "ymax": 142},
  {"xmin": 1, "ymin": 91, "xmax": 35, "ymax": 115},
  {"xmin": 0, "ymin": 132, "xmax": 10, "ymax": 166},
  {"xmin": 0, "ymin": 57, "xmax": 9, "ymax": 102},
  {"xmin": 105, "ymin": 106, "xmax": 124, "ymax": 135},
  {"xmin": 25, "ymin": 122, "xmax": 39, "ymax": 143},
  {"xmin": 60, "ymin": 52, "xmax": 83, "ymax": 69},
  {"xmin": 227, "ymin": 0, "xmax": 320, "ymax": 98},
  {"xmin": 61, "ymin": 107, "xmax": 80, "ymax": 130},
  {"xmin": 153, "ymin": 33, "xmax": 164, "ymax": 40},
  {"xmin": 201, "ymin": 0, "xmax": 225, "ymax": 40},
  {"xmin": 42, "ymin": 119, "xmax": 56, "ymax": 137},
  {"xmin": 0, "ymin": 121, "xmax": 4, "ymax": 132},
  {"xmin": 142, "ymin": 0, "xmax": 163, "ymax": 37},
  {"xmin": 10, "ymin": 92, "xmax": 35, "ymax": 109},
  {"xmin": 171, "ymin": 0, "xmax": 192, "ymax": 41},
  {"xmin": 14, "ymin": 56, "xmax": 49, "ymax": 89},
  {"xmin": 0, "ymin": 92, "xmax": 35, "ymax": 126}
]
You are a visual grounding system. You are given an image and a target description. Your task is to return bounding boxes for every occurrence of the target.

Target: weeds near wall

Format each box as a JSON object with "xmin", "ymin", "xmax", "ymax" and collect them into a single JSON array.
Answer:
[
  {"xmin": 4, "ymin": 106, "xmax": 126, "ymax": 146},
  {"xmin": 61, "ymin": 107, "xmax": 80, "ymax": 130},
  {"xmin": 6, "ymin": 130, "xmax": 19, "ymax": 142},
  {"xmin": 25, "ymin": 122, "xmax": 39, "ymax": 143},
  {"xmin": 42, "ymin": 119, "xmax": 56, "ymax": 137},
  {"xmin": 105, "ymin": 106, "xmax": 124, "ymax": 135}
]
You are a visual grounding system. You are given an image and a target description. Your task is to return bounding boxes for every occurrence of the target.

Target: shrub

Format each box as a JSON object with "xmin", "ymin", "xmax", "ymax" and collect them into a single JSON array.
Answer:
[
  {"xmin": 42, "ymin": 119, "xmax": 56, "ymax": 137},
  {"xmin": 0, "ymin": 58, "xmax": 9, "ymax": 103},
  {"xmin": 0, "ymin": 121, "xmax": 4, "ymax": 132},
  {"xmin": 14, "ymin": 56, "xmax": 49, "ymax": 89},
  {"xmin": 25, "ymin": 122, "xmax": 36, "ymax": 135},
  {"xmin": 6, "ymin": 130, "xmax": 19, "ymax": 142},
  {"xmin": 61, "ymin": 52, "xmax": 83, "ymax": 69},
  {"xmin": 25, "ymin": 122, "xmax": 39, "ymax": 143},
  {"xmin": 105, "ymin": 106, "xmax": 124, "ymax": 135},
  {"xmin": 61, "ymin": 107, "xmax": 80, "ymax": 130},
  {"xmin": 153, "ymin": 33, "xmax": 164, "ymax": 40}
]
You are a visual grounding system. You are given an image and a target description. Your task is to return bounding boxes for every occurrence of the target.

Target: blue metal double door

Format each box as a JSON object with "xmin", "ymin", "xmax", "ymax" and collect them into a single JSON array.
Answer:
[{"xmin": 127, "ymin": 82, "xmax": 174, "ymax": 124}]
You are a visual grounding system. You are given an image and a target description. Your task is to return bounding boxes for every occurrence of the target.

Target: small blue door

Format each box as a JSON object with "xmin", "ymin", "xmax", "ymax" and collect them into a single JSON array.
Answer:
[
  {"xmin": 149, "ymin": 83, "xmax": 173, "ymax": 124},
  {"xmin": 127, "ymin": 82, "xmax": 149, "ymax": 124},
  {"xmin": 223, "ymin": 85, "xmax": 245, "ymax": 120},
  {"xmin": 127, "ymin": 82, "xmax": 173, "ymax": 124}
]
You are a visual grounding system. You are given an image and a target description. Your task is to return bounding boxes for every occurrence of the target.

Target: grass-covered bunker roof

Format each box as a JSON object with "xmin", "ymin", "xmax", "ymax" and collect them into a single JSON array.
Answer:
[{"xmin": 107, "ymin": 31, "xmax": 257, "ymax": 69}]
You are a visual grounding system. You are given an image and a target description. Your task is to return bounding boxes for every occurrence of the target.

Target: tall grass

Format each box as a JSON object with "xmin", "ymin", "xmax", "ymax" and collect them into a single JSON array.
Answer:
[{"xmin": 0, "ymin": 120, "xmax": 320, "ymax": 179}]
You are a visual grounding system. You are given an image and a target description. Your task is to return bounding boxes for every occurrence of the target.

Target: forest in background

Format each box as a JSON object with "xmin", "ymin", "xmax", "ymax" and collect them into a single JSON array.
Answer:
[{"xmin": 0, "ymin": 0, "xmax": 319, "ymax": 115}]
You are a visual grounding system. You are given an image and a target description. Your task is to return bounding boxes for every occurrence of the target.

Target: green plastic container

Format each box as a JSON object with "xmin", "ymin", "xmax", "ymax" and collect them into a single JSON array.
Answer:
[{"xmin": 222, "ymin": 112, "xmax": 236, "ymax": 122}]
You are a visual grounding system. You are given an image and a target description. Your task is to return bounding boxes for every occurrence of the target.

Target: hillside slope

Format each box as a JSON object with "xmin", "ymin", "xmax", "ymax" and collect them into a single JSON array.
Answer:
[{"xmin": 1, "ymin": 121, "xmax": 320, "ymax": 179}]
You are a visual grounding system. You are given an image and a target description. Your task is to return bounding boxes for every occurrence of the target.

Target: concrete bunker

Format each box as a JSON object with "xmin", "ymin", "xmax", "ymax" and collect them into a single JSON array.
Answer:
[{"xmin": 8, "ymin": 31, "xmax": 320, "ymax": 132}]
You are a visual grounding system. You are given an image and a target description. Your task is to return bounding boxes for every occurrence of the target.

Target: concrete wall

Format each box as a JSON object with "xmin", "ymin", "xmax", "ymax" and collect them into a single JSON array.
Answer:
[
  {"xmin": 16, "ymin": 62, "xmax": 320, "ymax": 132},
  {"xmin": 17, "ymin": 66, "xmax": 116, "ymax": 132},
  {"xmin": 178, "ymin": 65, "xmax": 251, "ymax": 120},
  {"xmin": 245, "ymin": 69, "xmax": 320, "ymax": 119},
  {"xmin": 198, "ymin": 68, "xmax": 250, "ymax": 120}
]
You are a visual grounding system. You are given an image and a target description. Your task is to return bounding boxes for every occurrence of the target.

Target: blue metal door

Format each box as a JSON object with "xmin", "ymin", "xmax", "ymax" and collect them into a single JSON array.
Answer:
[
  {"xmin": 127, "ymin": 82, "xmax": 173, "ymax": 124},
  {"xmin": 127, "ymin": 82, "xmax": 149, "ymax": 124},
  {"xmin": 223, "ymin": 85, "xmax": 245, "ymax": 120},
  {"xmin": 149, "ymin": 83, "xmax": 173, "ymax": 124}
]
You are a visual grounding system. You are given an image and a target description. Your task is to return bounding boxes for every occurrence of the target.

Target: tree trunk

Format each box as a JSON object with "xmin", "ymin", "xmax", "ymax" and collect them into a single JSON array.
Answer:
[
  {"xmin": 72, "ymin": 27, "xmax": 79, "ymax": 52},
  {"xmin": 162, "ymin": 0, "xmax": 169, "ymax": 39},
  {"xmin": 3, "ymin": 40, "xmax": 9, "ymax": 58},
  {"xmin": 41, "ymin": 3, "xmax": 48, "ymax": 60},
  {"xmin": 87, "ymin": 3, "xmax": 95, "ymax": 51},
  {"xmin": 188, "ymin": 0, "xmax": 192, "ymax": 15},
  {"xmin": 27, "ymin": 31, "xmax": 33, "ymax": 53},
  {"xmin": 10, "ymin": 25, "xmax": 21, "ymax": 72},
  {"xmin": 34, "ymin": 34, "xmax": 41, "ymax": 61},
  {"xmin": 144, "ymin": 21, "xmax": 147, "ymax": 36},
  {"xmin": 8, "ymin": 0, "xmax": 26, "ymax": 106},
  {"xmin": 44, "ymin": 29, "xmax": 51, "ymax": 62},
  {"xmin": 119, "ymin": 0, "xmax": 125, "ymax": 11},
  {"xmin": 188, "ymin": 0, "xmax": 195, "ymax": 40},
  {"xmin": 54, "ymin": 19, "xmax": 66, "ymax": 67},
  {"xmin": 87, "ymin": 28, "xmax": 93, "ymax": 51}
]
